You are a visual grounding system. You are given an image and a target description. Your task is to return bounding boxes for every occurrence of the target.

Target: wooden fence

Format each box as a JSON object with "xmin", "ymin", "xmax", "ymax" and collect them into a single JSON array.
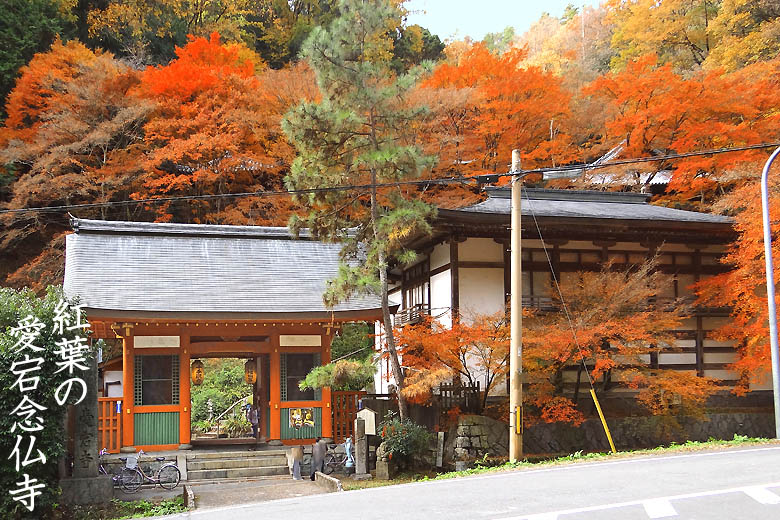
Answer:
[
  {"xmin": 438, "ymin": 382, "xmax": 481, "ymax": 414},
  {"xmin": 98, "ymin": 397, "xmax": 122, "ymax": 453},
  {"xmin": 331, "ymin": 391, "xmax": 366, "ymax": 443}
]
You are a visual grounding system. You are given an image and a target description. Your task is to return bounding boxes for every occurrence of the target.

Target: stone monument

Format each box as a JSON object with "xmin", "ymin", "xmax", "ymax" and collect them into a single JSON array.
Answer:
[{"xmin": 60, "ymin": 355, "xmax": 114, "ymax": 504}]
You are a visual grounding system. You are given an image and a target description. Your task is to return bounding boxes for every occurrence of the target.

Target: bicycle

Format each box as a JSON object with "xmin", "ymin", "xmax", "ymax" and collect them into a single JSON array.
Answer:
[
  {"xmin": 97, "ymin": 448, "xmax": 122, "ymax": 486},
  {"xmin": 119, "ymin": 449, "xmax": 181, "ymax": 493},
  {"xmin": 323, "ymin": 439, "xmax": 354, "ymax": 475}
]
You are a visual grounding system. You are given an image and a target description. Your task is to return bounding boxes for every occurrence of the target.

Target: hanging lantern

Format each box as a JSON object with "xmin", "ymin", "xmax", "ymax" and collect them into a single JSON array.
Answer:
[
  {"xmin": 191, "ymin": 360, "xmax": 204, "ymax": 386},
  {"xmin": 244, "ymin": 359, "xmax": 257, "ymax": 385}
]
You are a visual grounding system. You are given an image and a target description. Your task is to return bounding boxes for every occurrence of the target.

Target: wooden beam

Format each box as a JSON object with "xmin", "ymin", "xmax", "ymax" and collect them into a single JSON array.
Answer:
[{"xmin": 450, "ymin": 238, "xmax": 460, "ymax": 320}]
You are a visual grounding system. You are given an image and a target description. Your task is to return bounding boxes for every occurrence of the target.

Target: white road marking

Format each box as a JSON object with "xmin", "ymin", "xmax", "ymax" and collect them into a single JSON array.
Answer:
[
  {"xmin": 643, "ymin": 498, "xmax": 678, "ymax": 518},
  {"xmin": 744, "ymin": 486, "xmax": 780, "ymax": 505},
  {"xmin": 500, "ymin": 481, "xmax": 780, "ymax": 520},
  {"xmin": 525, "ymin": 514, "xmax": 558, "ymax": 520},
  {"xmin": 162, "ymin": 446, "xmax": 780, "ymax": 518}
]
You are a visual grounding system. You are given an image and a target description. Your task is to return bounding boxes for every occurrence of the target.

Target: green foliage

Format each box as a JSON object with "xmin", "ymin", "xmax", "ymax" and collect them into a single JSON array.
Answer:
[
  {"xmin": 222, "ymin": 410, "xmax": 251, "ymax": 438},
  {"xmin": 391, "ymin": 24, "xmax": 445, "ymax": 73},
  {"xmin": 190, "ymin": 358, "xmax": 251, "ymax": 422},
  {"xmin": 331, "ymin": 322, "xmax": 373, "ymax": 361},
  {"xmin": 0, "ymin": 286, "xmax": 91, "ymax": 518},
  {"xmin": 52, "ymin": 496, "xmax": 186, "ymax": 519},
  {"xmin": 379, "ymin": 412, "xmax": 432, "ymax": 464},
  {"xmin": 283, "ymin": 0, "xmax": 437, "ymax": 304},
  {"xmin": 299, "ymin": 358, "xmax": 375, "ymax": 391},
  {"xmin": 0, "ymin": 0, "xmax": 73, "ymax": 116},
  {"xmin": 482, "ymin": 26, "xmax": 516, "ymax": 55}
]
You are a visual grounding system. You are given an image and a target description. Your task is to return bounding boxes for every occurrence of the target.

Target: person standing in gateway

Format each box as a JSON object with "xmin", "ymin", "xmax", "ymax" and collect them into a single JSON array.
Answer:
[
  {"xmin": 310, "ymin": 437, "xmax": 326, "ymax": 480},
  {"xmin": 247, "ymin": 404, "xmax": 258, "ymax": 439}
]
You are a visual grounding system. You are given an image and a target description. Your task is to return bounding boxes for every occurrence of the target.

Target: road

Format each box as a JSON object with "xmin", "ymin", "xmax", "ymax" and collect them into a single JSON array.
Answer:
[{"xmin": 165, "ymin": 445, "xmax": 780, "ymax": 520}]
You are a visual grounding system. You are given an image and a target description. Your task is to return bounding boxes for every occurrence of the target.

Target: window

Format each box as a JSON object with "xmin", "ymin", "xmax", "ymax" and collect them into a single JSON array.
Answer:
[
  {"xmin": 135, "ymin": 355, "xmax": 179, "ymax": 405},
  {"xmin": 283, "ymin": 353, "xmax": 317, "ymax": 401}
]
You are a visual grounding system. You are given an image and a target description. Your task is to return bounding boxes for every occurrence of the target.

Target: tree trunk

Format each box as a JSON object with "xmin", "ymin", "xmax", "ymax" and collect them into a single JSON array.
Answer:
[{"xmin": 369, "ymin": 166, "xmax": 408, "ymax": 421}]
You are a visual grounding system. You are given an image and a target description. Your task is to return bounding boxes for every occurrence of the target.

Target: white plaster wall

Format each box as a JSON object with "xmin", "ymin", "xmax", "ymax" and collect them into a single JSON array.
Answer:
[
  {"xmin": 430, "ymin": 243, "xmax": 450, "ymax": 270},
  {"xmin": 104, "ymin": 370, "xmax": 123, "ymax": 398},
  {"xmin": 458, "ymin": 268, "xmax": 504, "ymax": 322},
  {"xmin": 459, "ymin": 238, "xmax": 503, "ymax": 262},
  {"xmin": 430, "ymin": 270, "xmax": 452, "ymax": 328}
]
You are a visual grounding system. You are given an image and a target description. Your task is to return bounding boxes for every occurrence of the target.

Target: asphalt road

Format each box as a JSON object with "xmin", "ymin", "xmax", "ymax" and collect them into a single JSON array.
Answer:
[{"xmin": 163, "ymin": 445, "xmax": 780, "ymax": 520}]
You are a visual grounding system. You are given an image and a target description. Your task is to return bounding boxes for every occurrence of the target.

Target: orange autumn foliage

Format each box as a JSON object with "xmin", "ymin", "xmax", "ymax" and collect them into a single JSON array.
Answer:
[
  {"xmin": 522, "ymin": 259, "xmax": 718, "ymax": 425},
  {"xmin": 584, "ymin": 54, "xmax": 780, "ymax": 203},
  {"xmin": 395, "ymin": 313, "xmax": 509, "ymax": 409},
  {"xmin": 695, "ymin": 175, "xmax": 780, "ymax": 395},
  {"xmin": 136, "ymin": 33, "xmax": 315, "ymax": 224},
  {"xmin": 421, "ymin": 43, "xmax": 575, "ymax": 176}
]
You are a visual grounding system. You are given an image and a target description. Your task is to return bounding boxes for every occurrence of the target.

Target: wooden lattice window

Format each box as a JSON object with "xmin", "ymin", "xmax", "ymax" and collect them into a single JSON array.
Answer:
[
  {"xmin": 134, "ymin": 355, "xmax": 179, "ymax": 406},
  {"xmin": 281, "ymin": 353, "xmax": 318, "ymax": 401}
]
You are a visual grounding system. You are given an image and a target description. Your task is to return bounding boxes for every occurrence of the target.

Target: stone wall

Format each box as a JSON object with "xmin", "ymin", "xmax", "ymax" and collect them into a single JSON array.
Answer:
[
  {"xmin": 443, "ymin": 412, "xmax": 775, "ymax": 465},
  {"xmin": 444, "ymin": 415, "xmax": 509, "ymax": 465}
]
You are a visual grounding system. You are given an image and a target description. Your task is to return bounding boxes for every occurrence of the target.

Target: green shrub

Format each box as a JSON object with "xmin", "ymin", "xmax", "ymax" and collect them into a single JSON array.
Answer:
[
  {"xmin": 0, "ymin": 286, "xmax": 91, "ymax": 518},
  {"xmin": 379, "ymin": 412, "xmax": 431, "ymax": 466},
  {"xmin": 299, "ymin": 358, "xmax": 375, "ymax": 391},
  {"xmin": 222, "ymin": 411, "xmax": 251, "ymax": 438}
]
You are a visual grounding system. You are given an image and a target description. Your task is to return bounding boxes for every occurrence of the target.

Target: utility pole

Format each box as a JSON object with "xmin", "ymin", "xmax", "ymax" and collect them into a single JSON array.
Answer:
[
  {"xmin": 509, "ymin": 149, "xmax": 523, "ymax": 461},
  {"xmin": 760, "ymin": 146, "xmax": 780, "ymax": 438}
]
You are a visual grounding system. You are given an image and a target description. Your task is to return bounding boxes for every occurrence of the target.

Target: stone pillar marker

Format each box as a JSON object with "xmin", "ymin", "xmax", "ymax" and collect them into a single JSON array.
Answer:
[
  {"xmin": 353, "ymin": 418, "xmax": 371, "ymax": 480},
  {"xmin": 60, "ymin": 355, "xmax": 114, "ymax": 504},
  {"xmin": 74, "ymin": 355, "xmax": 99, "ymax": 477}
]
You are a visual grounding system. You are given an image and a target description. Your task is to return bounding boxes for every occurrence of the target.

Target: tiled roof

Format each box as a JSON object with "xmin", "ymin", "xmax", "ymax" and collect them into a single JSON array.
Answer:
[
  {"xmin": 64, "ymin": 218, "xmax": 382, "ymax": 318},
  {"xmin": 447, "ymin": 188, "xmax": 733, "ymax": 225}
]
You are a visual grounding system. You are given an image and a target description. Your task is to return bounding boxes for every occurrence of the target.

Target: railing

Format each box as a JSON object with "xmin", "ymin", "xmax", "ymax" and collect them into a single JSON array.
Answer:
[
  {"xmin": 214, "ymin": 394, "xmax": 251, "ymax": 437},
  {"xmin": 437, "ymin": 383, "xmax": 481, "ymax": 414},
  {"xmin": 395, "ymin": 304, "xmax": 430, "ymax": 326},
  {"xmin": 331, "ymin": 391, "xmax": 366, "ymax": 443},
  {"xmin": 97, "ymin": 397, "xmax": 122, "ymax": 453}
]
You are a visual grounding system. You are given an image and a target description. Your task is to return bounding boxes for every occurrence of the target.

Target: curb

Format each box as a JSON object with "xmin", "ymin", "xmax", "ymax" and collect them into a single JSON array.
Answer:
[{"xmin": 314, "ymin": 471, "xmax": 343, "ymax": 492}]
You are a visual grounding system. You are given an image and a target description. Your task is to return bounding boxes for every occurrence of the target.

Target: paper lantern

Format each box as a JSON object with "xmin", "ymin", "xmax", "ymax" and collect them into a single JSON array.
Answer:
[
  {"xmin": 191, "ymin": 360, "xmax": 204, "ymax": 386},
  {"xmin": 244, "ymin": 359, "xmax": 257, "ymax": 385}
]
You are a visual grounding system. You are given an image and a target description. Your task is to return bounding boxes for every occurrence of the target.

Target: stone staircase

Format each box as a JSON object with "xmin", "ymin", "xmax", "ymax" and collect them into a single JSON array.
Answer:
[{"xmin": 185, "ymin": 449, "xmax": 290, "ymax": 481}]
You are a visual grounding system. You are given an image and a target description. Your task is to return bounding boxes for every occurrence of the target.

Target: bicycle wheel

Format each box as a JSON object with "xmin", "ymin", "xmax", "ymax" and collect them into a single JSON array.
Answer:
[
  {"xmin": 119, "ymin": 467, "xmax": 143, "ymax": 493},
  {"xmin": 323, "ymin": 453, "xmax": 337, "ymax": 475},
  {"xmin": 157, "ymin": 464, "xmax": 181, "ymax": 490}
]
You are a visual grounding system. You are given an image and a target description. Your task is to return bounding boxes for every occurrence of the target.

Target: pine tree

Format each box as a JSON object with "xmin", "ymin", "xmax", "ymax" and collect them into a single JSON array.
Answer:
[{"xmin": 282, "ymin": 0, "xmax": 437, "ymax": 420}]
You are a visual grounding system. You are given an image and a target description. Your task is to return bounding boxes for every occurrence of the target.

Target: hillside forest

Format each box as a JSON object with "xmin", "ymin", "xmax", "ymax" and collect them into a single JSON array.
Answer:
[{"xmin": 2, "ymin": 1, "xmax": 780, "ymax": 397}]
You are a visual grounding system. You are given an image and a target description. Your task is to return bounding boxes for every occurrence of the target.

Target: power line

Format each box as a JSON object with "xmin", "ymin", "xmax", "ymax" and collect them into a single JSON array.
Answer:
[{"xmin": 2, "ymin": 142, "xmax": 779, "ymax": 216}]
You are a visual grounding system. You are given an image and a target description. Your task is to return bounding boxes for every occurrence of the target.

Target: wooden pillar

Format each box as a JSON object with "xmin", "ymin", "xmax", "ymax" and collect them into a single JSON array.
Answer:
[
  {"xmin": 121, "ymin": 330, "xmax": 135, "ymax": 450},
  {"xmin": 179, "ymin": 333, "xmax": 191, "ymax": 446},
  {"xmin": 695, "ymin": 316, "xmax": 705, "ymax": 377},
  {"xmin": 321, "ymin": 330, "xmax": 333, "ymax": 439},
  {"xmin": 269, "ymin": 332, "xmax": 281, "ymax": 440},
  {"xmin": 450, "ymin": 238, "xmax": 460, "ymax": 320}
]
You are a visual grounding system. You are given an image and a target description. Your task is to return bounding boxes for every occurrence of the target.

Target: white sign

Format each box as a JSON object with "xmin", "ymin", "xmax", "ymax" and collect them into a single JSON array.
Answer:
[
  {"xmin": 279, "ymin": 335, "xmax": 321, "ymax": 347},
  {"xmin": 134, "ymin": 336, "xmax": 180, "ymax": 348},
  {"xmin": 356, "ymin": 407, "xmax": 377, "ymax": 436}
]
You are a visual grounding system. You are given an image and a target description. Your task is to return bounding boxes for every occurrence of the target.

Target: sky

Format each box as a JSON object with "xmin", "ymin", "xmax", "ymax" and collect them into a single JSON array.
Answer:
[{"xmin": 405, "ymin": 0, "xmax": 602, "ymax": 41}]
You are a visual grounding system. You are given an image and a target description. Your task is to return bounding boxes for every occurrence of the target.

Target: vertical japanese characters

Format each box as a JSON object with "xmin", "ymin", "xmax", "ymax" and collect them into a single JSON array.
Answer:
[{"xmin": 7, "ymin": 300, "xmax": 89, "ymax": 513}]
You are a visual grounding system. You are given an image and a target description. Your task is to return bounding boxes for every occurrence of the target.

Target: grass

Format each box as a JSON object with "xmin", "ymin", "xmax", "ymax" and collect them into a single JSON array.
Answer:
[
  {"xmin": 342, "ymin": 434, "xmax": 776, "ymax": 491},
  {"xmin": 51, "ymin": 497, "xmax": 187, "ymax": 519}
]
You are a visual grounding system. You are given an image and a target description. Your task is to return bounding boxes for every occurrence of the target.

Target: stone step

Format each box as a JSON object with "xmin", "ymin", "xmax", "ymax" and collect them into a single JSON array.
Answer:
[
  {"xmin": 187, "ymin": 456, "xmax": 288, "ymax": 471},
  {"xmin": 187, "ymin": 465, "xmax": 289, "ymax": 480},
  {"xmin": 185, "ymin": 449, "xmax": 288, "ymax": 461}
]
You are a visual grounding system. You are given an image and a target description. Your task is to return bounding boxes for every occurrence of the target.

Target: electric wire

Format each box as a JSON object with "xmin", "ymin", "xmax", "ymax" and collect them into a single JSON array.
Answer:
[
  {"xmin": 521, "ymin": 184, "xmax": 597, "ymax": 390},
  {"xmin": 1, "ymin": 141, "xmax": 779, "ymax": 216}
]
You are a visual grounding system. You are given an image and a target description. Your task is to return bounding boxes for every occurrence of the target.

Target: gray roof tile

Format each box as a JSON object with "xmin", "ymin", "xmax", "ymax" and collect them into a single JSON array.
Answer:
[
  {"xmin": 64, "ymin": 219, "xmax": 381, "ymax": 317},
  {"xmin": 452, "ymin": 188, "xmax": 733, "ymax": 224}
]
